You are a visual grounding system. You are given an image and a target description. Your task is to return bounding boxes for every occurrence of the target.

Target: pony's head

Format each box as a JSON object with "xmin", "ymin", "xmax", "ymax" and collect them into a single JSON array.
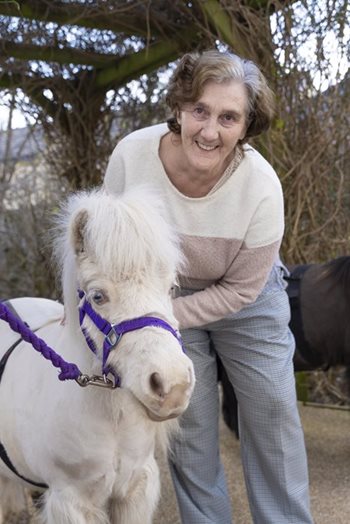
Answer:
[{"xmin": 54, "ymin": 187, "xmax": 195, "ymax": 421}]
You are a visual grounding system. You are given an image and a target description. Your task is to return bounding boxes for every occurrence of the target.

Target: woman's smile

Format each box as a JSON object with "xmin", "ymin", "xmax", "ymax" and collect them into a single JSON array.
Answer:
[{"xmin": 195, "ymin": 140, "xmax": 219, "ymax": 152}]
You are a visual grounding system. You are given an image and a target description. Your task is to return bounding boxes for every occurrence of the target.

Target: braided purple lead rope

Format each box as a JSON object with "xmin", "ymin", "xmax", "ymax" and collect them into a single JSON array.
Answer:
[{"xmin": 0, "ymin": 302, "xmax": 81, "ymax": 381}]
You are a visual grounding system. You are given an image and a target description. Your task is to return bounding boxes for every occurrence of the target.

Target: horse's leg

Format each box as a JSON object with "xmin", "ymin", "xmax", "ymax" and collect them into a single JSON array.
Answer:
[
  {"xmin": 0, "ymin": 474, "xmax": 31, "ymax": 523},
  {"xmin": 37, "ymin": 487, "xmax": 109, "ymax": 524},
  {"xmin": 110, "ymin": 459, "xmax": 160, "ymax": 524}
]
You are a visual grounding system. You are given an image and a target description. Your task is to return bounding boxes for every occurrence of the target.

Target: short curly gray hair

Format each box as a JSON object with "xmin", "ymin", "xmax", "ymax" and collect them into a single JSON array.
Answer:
[{"xmin": 165, "ymin": 49, "xmax": 275, "ymax": 143}]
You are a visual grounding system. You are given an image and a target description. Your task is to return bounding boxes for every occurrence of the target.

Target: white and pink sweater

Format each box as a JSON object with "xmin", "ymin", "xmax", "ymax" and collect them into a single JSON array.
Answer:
[{"xmin": 104, "ymin": 124, "xmax": 284, "ymax": 329}]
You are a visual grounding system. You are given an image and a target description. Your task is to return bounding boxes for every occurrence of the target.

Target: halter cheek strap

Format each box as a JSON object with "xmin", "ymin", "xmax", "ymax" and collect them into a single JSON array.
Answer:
[{"xmin": 78, "ymin": 290, "xmax": 184, "ymax": 383}]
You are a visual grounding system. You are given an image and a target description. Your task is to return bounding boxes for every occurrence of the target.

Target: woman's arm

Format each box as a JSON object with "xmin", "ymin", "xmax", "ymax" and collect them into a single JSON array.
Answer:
[{"xmin": 172, "ymin": 239, "xmax": 281, "ymax": 329}]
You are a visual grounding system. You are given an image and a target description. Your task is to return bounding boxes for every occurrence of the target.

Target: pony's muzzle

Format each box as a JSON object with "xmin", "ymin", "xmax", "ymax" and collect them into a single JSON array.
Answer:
[{"xmin": 146, "ymin": 367, "xmax": 195, "ymax": 421}]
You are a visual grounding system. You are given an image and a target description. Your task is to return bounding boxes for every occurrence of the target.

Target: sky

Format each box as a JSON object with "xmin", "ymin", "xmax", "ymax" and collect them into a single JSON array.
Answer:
[{"xmin": 0, "ymin": 101, "xmax": 32, "ymax": 129}]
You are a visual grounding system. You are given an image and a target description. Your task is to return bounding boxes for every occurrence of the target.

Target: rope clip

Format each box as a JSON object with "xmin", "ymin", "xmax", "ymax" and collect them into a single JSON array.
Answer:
[{"xmin": 75, "ymin": 373, "xmax": 117, "ymax": 389}]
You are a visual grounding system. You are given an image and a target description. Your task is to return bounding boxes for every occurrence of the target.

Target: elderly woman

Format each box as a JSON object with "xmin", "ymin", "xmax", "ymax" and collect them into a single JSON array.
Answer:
[{"xmin": 103, "ymin": 49, "xmax": 313, "ymax": 524}]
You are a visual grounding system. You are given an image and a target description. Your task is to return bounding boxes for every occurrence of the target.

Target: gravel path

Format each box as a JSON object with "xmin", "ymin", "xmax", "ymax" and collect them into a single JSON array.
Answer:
[{"xmin": 155, "ymin": 403, "xmax": 350, "ymax": 523}]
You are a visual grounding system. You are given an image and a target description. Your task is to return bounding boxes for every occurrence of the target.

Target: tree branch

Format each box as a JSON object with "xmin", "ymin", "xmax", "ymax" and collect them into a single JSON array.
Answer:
[
  {"xmin": 0, "ymin": 71, "xmax": 60, "ymax": 117},
  {"xmin": 200, "ymin": 0, "xmax": 250, "ymax": 56},
  {"xmin": 1, "ymin": 40, "xmax": 119, "ymax": 67},
  {"xmin": 0, "ymin": 0, "xmax": 176, "ymax": 37},
  {"xmin": 95, "ymin": 33, "xmax": 198, "ymax": 88}
]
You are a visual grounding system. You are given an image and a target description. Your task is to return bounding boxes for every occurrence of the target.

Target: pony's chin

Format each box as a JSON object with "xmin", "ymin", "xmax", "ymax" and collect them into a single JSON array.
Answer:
[{"xmin": 145, "ymin": 408, "xmax": 180, "ymax": 422}]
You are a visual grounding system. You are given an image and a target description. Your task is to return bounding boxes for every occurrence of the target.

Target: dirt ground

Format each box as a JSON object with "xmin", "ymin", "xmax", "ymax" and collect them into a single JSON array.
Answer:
[{"xmin": 154, "ymin": 402, "xmax": 350, "ymax": 524}]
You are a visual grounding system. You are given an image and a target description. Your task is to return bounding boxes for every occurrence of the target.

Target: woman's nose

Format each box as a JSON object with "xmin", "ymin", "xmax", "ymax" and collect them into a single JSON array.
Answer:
[{"xmin": 200, "ymin": 117, "xmax": 219, "ymax": 140}]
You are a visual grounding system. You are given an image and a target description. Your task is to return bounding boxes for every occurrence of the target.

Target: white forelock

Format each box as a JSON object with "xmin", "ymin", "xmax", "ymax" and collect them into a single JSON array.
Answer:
[{"xmin": 53, "ymin": 186, "xmax": 183, "ymax": 313}]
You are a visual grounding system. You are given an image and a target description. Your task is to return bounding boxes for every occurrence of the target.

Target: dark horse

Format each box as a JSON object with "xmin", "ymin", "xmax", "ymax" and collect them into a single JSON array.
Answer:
[{"xmin": 220, "ymin": 256, "xmax": 350, "ymax": 437}]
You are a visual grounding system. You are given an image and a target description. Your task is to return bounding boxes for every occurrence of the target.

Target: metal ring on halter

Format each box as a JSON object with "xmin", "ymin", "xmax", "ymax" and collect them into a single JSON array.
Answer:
[{"xmin": 105, "ymin": 326, "xmax": 121, "ymax": 349}]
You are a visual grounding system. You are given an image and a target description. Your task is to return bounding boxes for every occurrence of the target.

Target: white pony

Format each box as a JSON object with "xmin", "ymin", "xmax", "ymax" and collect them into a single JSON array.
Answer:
[{"xmin": 0, "ymin": 187, "xmax": 195, "ymax": 524}]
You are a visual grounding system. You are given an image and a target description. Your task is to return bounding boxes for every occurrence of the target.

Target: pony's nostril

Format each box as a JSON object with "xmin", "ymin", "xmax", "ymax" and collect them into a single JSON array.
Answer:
[{"xmin": 150, "ymin": 372, "xmax": 165, "ymax": 398}]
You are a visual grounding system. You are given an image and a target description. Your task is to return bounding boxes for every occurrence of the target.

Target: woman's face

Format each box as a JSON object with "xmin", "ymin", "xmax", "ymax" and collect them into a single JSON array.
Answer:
[{"xmin": 177, "ymin": 80, "xmax": 248, "ymax": 177}]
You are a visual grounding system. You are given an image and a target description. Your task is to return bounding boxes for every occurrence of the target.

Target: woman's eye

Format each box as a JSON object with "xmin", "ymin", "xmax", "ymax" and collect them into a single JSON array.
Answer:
[
  {"xmin": 220, "ymin": 114, "xmax": 235, "ymax": 125},
  {"xmin": 193, "ymin": 107, "xmax": 206, "ymax": 119},
  {"xmin": 91, "ymin": 290, "xmax": 107, "ymax": 305}
]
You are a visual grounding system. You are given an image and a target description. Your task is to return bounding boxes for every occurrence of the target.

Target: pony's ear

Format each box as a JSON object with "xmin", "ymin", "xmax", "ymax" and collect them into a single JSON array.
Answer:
[{"xmin": 71, "ymin": 209, "xmax": 89, "ymax": 255}]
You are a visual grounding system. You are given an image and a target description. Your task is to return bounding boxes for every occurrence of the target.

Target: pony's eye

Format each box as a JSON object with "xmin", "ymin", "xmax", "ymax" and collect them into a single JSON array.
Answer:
[{"xmin": 91, "ymin": 290, "xmax": 107, "ymax": 305}]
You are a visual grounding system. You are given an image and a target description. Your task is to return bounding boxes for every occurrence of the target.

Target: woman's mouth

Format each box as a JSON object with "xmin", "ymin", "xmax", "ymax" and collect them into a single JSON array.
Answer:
[{"xmin": 196, "ymin": 141, "xmax": 218, "ymax": 151}]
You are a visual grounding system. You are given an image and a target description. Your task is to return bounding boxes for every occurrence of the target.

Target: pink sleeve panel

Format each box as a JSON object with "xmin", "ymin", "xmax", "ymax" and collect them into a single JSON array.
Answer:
[{"xmin": 172, "ymin": 240, "xmax": 281, "ymax": 329}]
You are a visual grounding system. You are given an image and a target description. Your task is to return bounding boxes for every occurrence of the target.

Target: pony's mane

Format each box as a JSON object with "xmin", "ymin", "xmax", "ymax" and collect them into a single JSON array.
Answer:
[
  {"xmin": 52, "ymin": 186, "xmax": 183, "ymax": 309},
  {"xmin": 321, "ymin": 256, "xmax": 350, "ymax": 307}
]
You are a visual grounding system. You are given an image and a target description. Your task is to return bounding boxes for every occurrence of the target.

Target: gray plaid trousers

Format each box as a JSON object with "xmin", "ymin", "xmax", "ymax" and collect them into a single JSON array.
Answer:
[{"xmin": 169, "ymin": 265, "xmax": 313, "ymax": 524}]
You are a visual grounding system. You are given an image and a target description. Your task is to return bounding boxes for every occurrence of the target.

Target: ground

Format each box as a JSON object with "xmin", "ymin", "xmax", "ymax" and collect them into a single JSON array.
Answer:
[{"xmin": 155, "ymin": 402, "xmax": 350, "ymax": 523}]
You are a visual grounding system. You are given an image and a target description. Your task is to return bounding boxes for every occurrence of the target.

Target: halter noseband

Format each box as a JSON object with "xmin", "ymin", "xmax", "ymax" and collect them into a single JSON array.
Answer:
[{"xmin": 78, "ymin": 290, "xmax": 184, "ymax": 385}]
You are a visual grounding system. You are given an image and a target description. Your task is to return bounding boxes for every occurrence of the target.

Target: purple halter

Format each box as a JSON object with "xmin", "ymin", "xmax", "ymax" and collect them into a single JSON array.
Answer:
[{"xmin": 78, "ymin": 290, "xmax": 184, "ymax": 385}]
